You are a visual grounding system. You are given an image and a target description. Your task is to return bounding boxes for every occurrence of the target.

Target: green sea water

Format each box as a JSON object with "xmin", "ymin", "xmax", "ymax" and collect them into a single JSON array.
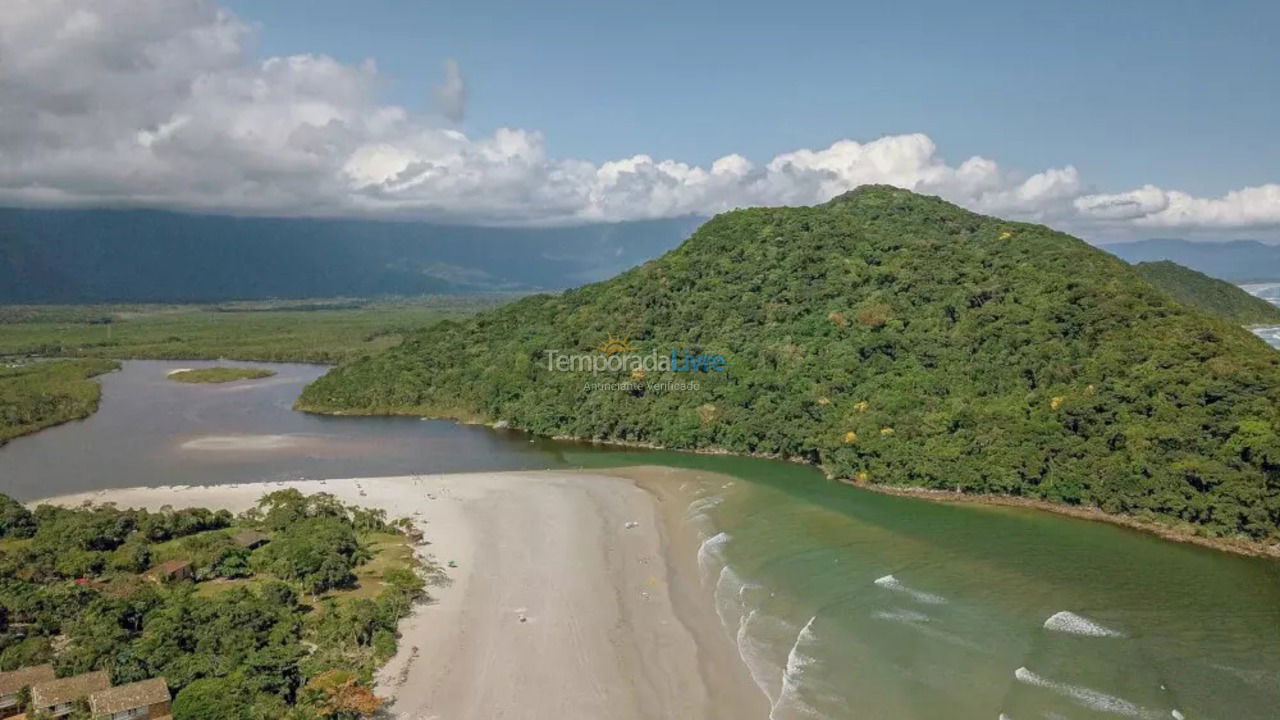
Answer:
[{"xmin": 564, "ymin": 450, "xmax": 1280, "ymax": 720}]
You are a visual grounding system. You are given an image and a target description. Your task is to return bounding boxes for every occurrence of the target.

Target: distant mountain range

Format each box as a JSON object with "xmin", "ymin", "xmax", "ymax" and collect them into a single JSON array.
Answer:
[
  {"xmin": 5, "ymin": 207, "xmax": 1279, "ymax": 307},
  {"xmin": 0, "ymin": 207, "xmax": 701, "ymax": 303},
  {"xmin": 1105, "ymin": 238, "xmax": 1280, "ymax": 283}
]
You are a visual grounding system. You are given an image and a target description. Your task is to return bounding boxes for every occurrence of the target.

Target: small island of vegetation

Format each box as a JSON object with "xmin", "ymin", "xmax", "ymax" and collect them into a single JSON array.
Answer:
[{"xmin": 168, "ymin": 367, "xmax": 277, "ymax": 384}]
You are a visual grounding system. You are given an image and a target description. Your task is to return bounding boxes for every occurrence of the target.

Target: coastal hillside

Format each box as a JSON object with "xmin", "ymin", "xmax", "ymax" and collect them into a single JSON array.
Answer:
[
  {"xmin": 1133, "ymin": 260, "xmax": 1280, "ymax": 325},
  {"xmin": 301, "ymin": 186, "xmax": 1280, "ymax": 541}
]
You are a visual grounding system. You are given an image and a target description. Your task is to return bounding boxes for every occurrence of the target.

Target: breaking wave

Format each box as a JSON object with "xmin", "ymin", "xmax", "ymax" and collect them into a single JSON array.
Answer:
[
  {"xmin": 736, "ymin": 609, "xmax": 788, "ymax": 704},
  {"xmin": 1042, "ymin": 611, "xmax": 1123, "ymax": 638},
  {"xmin": 687, "ymin": 495, "xmax": 724, "ymax": 518},
  {"xmin": 873, "ymin": 574, "xmax": 947, "ymax": 604},
  {"xmin": 697, "ymin": 531, "xmax": 731, "ymax": 580},
  {"xmin": 771, "ymin": 615, "xmax": 822, "ymax": 720},
  {"xmin": 1014, "ymin": 667, "xmax": 1164, "ymax": 719}
]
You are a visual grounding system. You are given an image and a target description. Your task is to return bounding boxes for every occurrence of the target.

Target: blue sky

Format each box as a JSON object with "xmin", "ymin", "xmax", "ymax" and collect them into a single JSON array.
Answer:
[
  {"xmin": 225, "ymin": 0, "xmax": 1279, "ymax": 198},
  {"xmin": 3, "ymin": 0, "xmax": 1276, "ymax": 232}
]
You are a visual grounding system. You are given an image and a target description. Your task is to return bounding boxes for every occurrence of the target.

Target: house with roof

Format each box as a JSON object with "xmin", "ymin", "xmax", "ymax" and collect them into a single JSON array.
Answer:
[
  {"xmin": 232, "ymin": 529, "xmax": 270, "ymax": 550},
  {"xmin": 88, "ymin": 677, "xmax": 171, "ymax": 720},
  {"xmin": 151, "ymin": 560, "xmax": 194, "ymax": 583},
  {"xmin": 0, "ymin": 665, "xmax": 54, "ymax": 718},
  {"xmin": 29, "ymin": 671, "xmax": 110, "ymax": 717}
]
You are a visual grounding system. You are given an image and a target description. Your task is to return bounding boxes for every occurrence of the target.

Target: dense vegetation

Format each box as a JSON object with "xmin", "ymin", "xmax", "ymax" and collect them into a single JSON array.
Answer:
[
  {"xmin": 1132, "ymin": 260, "xmax": 1280, "ymax": 325},
  {"xmin": 168, "ymin": 367, "xmax": 277, "ymax": 384},
  {"xmin": 0, "ymin": 206, "xmax": 698, "ymax": 302},
  {"xmin": 0, "ymin": 359, "xmax": 118, "ymax": 445},
  {"xmin": 0, "ymin": 490, "xmax": 425, "ymax": 719},
  {"xmin": 302, "ymin": 186, "xmax": 1280, "ymax": 541},
  {"xmin": 0, "ymin": 297, "xmax": 504, "ymax": 365}
]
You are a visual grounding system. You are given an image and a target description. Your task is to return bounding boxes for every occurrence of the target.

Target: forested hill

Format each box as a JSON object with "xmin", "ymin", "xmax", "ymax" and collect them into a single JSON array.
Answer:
[
  {"xmin": 1133, "ymin": 260, "xmax": 1280, "ymax": 325},
  {"xmin": 300, "ymin": 186, "xmax": 1280, "ymax": 541},
  {"xmin": 0, "ymin": 207, "xmax": 699, "ymax": 302}
]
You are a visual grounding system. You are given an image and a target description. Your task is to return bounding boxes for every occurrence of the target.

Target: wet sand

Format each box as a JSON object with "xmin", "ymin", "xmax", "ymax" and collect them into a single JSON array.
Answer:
[{"xmin": 36, "ymin": 468, "xmax": 768, "ymax": 720}]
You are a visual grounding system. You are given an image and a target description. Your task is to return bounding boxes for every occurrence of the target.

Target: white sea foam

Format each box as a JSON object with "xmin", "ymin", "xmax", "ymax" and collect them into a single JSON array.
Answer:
[
  {"xmin": 713, "ymin": 568, "xmax": 792, "ymax": 713},
  {"xmin": 1014, "ymin": 667, "xmax": 1164, "ymax": 719},
  {"xmin": 771, "ymin": 615, "xmax": 821, "ymax": 720},
  {"xmin": 685, "ymin": 496, "xmax": 724, "ymax": 533},
  {"xmin": 713, "ymin": 564, "xmax": 749, "ymax": 632},
  {"xmin": 735, "ymin": 609, "xmax": 787, "ymax": 704},
  {"xmin": 1209, "ymin": 661, "xmax": 1274, "ymax": 689},
  {"xmin": 872, "ymin": 608, "xmax": 931, "ymax": 623},
  {"xmin": 697, "ymin": 531, "xmax": 731, "ymax": 581},
  {"xmin": 1042, "ymin": 611, "xmax": 1123, "ymax": 638},
  {"xmin": 686, "ymin": 495, "xmax": 723, "ymax": 517},
  {"xmin": 873, "ymin": 574, "xmax": 946, "ymax": 604}
]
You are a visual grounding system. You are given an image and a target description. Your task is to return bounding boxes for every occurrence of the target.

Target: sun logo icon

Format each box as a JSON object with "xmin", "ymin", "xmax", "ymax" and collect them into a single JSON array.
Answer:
[{"xmin": 593, "ymin": 333, "xmax": 637, "ymax": 355}]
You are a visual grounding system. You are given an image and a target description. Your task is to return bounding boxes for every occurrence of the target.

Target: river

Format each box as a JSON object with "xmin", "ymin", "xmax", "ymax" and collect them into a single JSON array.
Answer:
[{"xmin": 1, "ymin": 359, "xmax": 1277, "ymax": 719}]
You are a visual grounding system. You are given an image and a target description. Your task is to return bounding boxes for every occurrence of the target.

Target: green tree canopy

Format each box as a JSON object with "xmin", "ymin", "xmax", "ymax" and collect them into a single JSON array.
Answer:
[{"xmin": 301, "ymin": 185, "xmax": 1280, "ymax": 540}]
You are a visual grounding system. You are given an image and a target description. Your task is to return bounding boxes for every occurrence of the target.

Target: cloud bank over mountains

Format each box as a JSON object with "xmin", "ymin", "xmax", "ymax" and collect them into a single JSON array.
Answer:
[{"xmin": 2, "ymin": 0, "xmax": 1277, "ymax": 232}]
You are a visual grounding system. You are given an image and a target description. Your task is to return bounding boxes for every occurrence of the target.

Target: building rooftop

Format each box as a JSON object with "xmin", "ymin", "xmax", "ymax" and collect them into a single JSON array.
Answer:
[
  {"xmin": 0, "ymin": 664, "xmax": 55, "ymax": 696},
  {"xmin": 88, "ymin": 677, "xmax": 170, "ymax": 715},
  {"xmin": 30, "ymin": 670, "xmax": 110, "ymax": 708}
]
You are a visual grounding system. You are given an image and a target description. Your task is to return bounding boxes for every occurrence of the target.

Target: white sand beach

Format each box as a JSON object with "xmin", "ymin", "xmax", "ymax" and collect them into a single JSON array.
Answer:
[{"xmin": 37, "ymin": 468, "xmax": 768, "ymax": 720}]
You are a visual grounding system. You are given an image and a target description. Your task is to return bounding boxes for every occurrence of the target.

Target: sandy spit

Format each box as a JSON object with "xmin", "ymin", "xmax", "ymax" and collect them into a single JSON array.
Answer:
[{"xmin": 35, "ymin": 468, "xmax": 769, "ymax": 720}]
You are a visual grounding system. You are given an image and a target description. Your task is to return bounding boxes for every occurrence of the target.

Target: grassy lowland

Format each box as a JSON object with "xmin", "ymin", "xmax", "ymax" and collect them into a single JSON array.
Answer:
[
  {"xmin": 301, "ymin": 186, "xmax": 1280, "ymax": 542},
  {"xmin": 1132, "ymin": 260, "xmax": 1280, "ymax": 325},
  {"xmin": 168, "ymin": 367, "xmax": 277, "ymax": 384},
  {"xmin": 0, "ymin": 295, "xmax": 509, "ymax": 365},
  {"xmin": 0, "ymin": 490, "xmax": 426, "ymax": 718},
  {"xmin": 0, "ymin": 358, "xmax": 119, "ymax": 445}
]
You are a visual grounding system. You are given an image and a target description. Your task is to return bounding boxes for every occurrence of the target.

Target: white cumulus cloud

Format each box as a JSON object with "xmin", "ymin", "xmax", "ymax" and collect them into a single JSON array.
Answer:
[
  {"xmin": 0, "ymin": 0, "xmax": 1276, "ymax": 232},
  {"xmin": 1077, "ymin": 184, "xmax": 1280, "ymax": 227}
]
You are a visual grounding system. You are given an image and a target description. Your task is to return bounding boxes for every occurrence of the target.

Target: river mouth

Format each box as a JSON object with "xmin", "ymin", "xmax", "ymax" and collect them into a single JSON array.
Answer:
[{"xmin": 2, "ymin": 359, "xmax": 1278, "ymax": 718}]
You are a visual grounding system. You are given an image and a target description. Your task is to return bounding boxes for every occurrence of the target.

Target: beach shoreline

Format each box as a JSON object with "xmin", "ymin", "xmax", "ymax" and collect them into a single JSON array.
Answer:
[{"xmin": 34, "ymin": 467, "xmax": 769, "ymax": 720}]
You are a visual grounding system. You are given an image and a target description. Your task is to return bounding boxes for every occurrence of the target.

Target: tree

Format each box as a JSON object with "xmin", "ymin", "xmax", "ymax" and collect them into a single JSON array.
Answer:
[
  {"xmin": 109, "ymin": 539, "xmax": 152, "ymax": 573},
  {"xmin": 173, "ymin": 676, "xmax": 248, "ymax": 720},
  {"xmin": 257, "ymin": 517, "xmax": 363, "ymax": 594},
  {"xmin": 301, "ymin": 670, "xmax": 382, "ymax": 719},
  {"xmin": 0, "ymin": 493, "xmax": 36, "ymax": 538}
]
